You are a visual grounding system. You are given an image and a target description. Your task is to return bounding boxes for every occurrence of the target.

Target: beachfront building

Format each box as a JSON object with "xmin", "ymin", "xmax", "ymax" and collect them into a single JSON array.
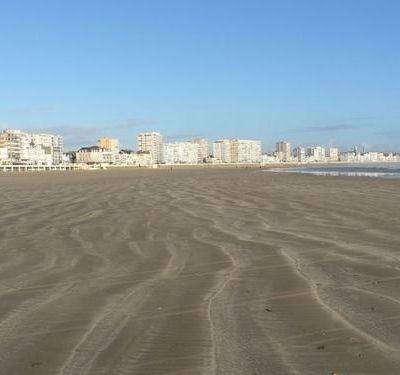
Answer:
[
  {"xmin": 30, "ymin": 133, "xmax": 63, "ymax": 165},
  {"xmin": 276, "ymin": 141, "xmax": 291, "ymax": 162},
  {"xmin": 0, "ymin": 146, "xmax": 8, "ymax": 163},
  {"xmin": 0, "ymin": 129, "xmax": 63, "ymax": 165},
  {"xmin": 261, "ymin": 153, "xmax": 278, "ymax": 164},
  {"xmin": 97, "ymin": 137, "xmax": 120, "ymax": 153},
  {"xmin": 307, "ymin": 146, "xmax": 326, "ymax": 162},
  {"xmin": 130, "ymin": 151, "xmax": 153, "ymax": 166},
  {"xmin": 212, "ymin": 139, "xmax": 237, "ymax": 163},
  {"xmin": 213, "ymin": 139, "xmax": 261, "ymax": 163},
  {"xmin": 212, "ymin": 140, "xmax": 226, "ymax": 163},
  {"xmin": 326, "ymin": 147, "xmax": 339, "ymax": 162},
  {"xmin": 116, "ymin": 150, "xmax": 153, "ymax": 167},
  {"xmin": 75, "ymin": 146, "xmax": 115, "ymax": 164},
  {"xmin": 190, "ymin": 138, "xmax": 209, "ymax": 162},
  {"xmin": 0, "ymin": 129, "xmax": 25, "ymax": 163},
  {"xmin": 237, "ymin": 140, "xmax": 262, "ymax": 163},
  {"xmin": 294, "ymin": 147, "xmax": 306, "ymax": 162},
  {"xmin": 137, "ymin": 132, "xmax": 163, "ymax": 164},
  {"xmin": 164, "ymin": 142, "xmax": 200, "ymax": 164}
]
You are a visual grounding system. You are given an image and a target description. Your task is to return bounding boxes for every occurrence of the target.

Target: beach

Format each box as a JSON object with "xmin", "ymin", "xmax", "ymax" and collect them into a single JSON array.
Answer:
[{"xmin": 1, "ymin": 168, "xmax": 400, "ymax": 374}]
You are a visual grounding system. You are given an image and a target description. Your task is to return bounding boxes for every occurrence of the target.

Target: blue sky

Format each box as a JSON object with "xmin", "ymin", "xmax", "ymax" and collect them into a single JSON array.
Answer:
[{"xmin": 1, "ymin": 0, "xmax": 399, "ymax": 151}]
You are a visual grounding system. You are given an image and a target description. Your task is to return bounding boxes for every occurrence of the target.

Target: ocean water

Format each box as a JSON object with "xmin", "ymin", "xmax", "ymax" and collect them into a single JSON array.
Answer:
[{"xmin": 270, "ymin": 163, "xmax": 400, "ymax": 179}]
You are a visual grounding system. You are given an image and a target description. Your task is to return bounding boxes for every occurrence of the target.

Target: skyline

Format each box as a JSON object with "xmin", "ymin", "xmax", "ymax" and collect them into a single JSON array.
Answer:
[{"xmin": 1, "ymin": 0, "xmax": 400, "ymax": 151}]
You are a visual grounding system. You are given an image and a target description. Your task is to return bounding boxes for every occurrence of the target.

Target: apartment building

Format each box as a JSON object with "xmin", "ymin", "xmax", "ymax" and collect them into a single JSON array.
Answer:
[
  {"xmin": 307, "ymin": 146, "xmax": 326, "ymax": 162},
  {"xmin": 326, "ymin": 147, "xmax": 339, "ymax": 161},
  {"xmin": 190, "ymin": 138, "xmax": 209, "ymax": 162},
  {"xmin": 237, "ymin": 140, "xmax": 262, "ymax": 163},
  {"xmin": 212, "ymin": 139, "xmax": 261, "ymax": 163},
  {"xmin": 97, "ymin": 137, "xmax": 120, "ymax": 153},
  {"xmin": 115, "ymin": 150, "xmax": 153, "ymax": 166},
  {"xmin": 294, "ymin": 147, "xmax": 306, "ymax": 162},
  {"xmin": 75, "ymin": 146, "xmax": 115, "ymax": 164},
  {"xmin": 0, "ymin": 146, "xmax": 8, "ymax": 163},
  {"xmin": 276, "ymin": 141, "xmax": 292, "ymax": 162},
  {"xmin": 0, "ymin": 129, "xmax": 63, "ymax": 164},
  {"xmin": 212, "ymin": 139, "xmax": 233, "ymax": 163},
  {"xmin": 137, "ymin": 132, "xmax": 163, "ymax": 164},
  {"xmin": 164, "ymin": 142, "xmax": 200, "ymax": 164}
]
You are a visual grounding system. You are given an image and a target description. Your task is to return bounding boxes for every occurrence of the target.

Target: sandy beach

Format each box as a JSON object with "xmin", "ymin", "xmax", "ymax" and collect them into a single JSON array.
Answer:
[{"xmin": 1, "ymin": 168, "xmax": 400, "ymax": 374}]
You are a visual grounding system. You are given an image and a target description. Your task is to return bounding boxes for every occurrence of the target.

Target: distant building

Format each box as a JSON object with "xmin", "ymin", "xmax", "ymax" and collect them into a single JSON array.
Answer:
[
  {"xmin": 97, "ymin": 137, "xmax": 119, "ymax": 153},
  {"xmin": 116, "ymin": 150, "xmax": 153, "ymax": 167},
  {"xmin": 212, "ymin": 139, "xmax": 237, "ymax": 163},
  {"xmin": 326, "ymin": 147, "xmax": 339, "ymax": 161},
  {"xmin": 0, "ymin": 146, "xmax": 8, "ymax": 163},
  {"xmin": 164, "ymin": 142, "xmax": 199, "ymax": 164},
  {"xmin": 237, "ymin": 140, "xmax": 262, "ymax": 163},
  {"xmin": 31, "ymin": 133, "xmax": 63, "ymax": 165},
  {"xmin": 130, "ymin": 151, "xmax": 153, "ymax": 166},
  {"xmin": 212, "ymin": 139, "xmax": 261, "ymax": 163},
  {"xmin": 276, "ymin": 141, "xmax": 291, "ymax": 162},
  {"xmin": 137, "ymin": 132, "xmax": 163, "ymax": 164},
  {"xmin": 307, "ymin": 146, "xmax": 326, "ymax": 162},
  {"xmin": 190, "ymin": 138, "xmax": 209, "ymax": 162},
  {"xmin": 212, "ymin": 140, "xmax": 226, "ymax": 163},
  {"xmin": 0, "ymin": 129, "xmax": 63, "ymax": 165},
  {"xmin": 261, "ymin": 153, "xmax": 278, "ymax": 164},
  {"xmin": 0, "ymin": 129, "xmax": 25, "ymax": 162},
  {"xmin": 75, "ymin": 146, "xmax": 115, "ymax": 164},
  {"xmin": 294, "ymin": 147, "xmax": 306, "ymax": 162}
]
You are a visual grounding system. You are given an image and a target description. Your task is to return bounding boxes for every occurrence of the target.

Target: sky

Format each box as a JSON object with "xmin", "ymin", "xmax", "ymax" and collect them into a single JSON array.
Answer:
[{"xmin": 0, "ymin": 0, "xmax": 399, "ymax": 152}]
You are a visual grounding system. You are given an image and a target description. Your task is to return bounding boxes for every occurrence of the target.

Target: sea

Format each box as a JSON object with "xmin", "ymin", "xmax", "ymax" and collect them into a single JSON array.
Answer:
[{"xmin": 269, "ymin": 162, "xmax": 400, "ymax": 179}]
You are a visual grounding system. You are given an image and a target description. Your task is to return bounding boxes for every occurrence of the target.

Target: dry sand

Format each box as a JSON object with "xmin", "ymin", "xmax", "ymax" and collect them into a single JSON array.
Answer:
[{"xmin": 0, "ymin": 168, "xmax": 400, "ymax": 375}]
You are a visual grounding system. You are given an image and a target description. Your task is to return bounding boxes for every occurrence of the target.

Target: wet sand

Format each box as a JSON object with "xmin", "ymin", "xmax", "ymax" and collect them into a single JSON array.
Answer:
[{"xmin": 1, "ymin": 168, "xmax": 400, "ymax": 374}]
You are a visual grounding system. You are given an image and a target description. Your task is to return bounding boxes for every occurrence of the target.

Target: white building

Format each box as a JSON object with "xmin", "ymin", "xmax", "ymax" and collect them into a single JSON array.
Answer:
[
  {"xmin": 190, "ymin": 138, "xmax": 209, "ymax": 162},
  {"xmin": 137, "ymin": 132, "xmax": 163, "ymax": 164},
  {"xmin": 164, "ymin": 142, "xmax": 200, "ymax": 164},
  {"xmin": 75, "ymin": 146, "xmax": 115, "ymax": 164},
  {"xmin": 276, "ymin": 141, "xmax": 291, "ymax": 162},
  {"xmin": 213, "ymin": 139, "xmax": 261, "ymax": 163},
  {"xmin": 326, "ymin": 147, "xmax": 339, "ymax": 162},
  {"xmin": 307, "ymin": 146, "xmax": 326, "ymax": 162},
  {"xmin": 0, "ymin": 129, "xmax": 63, "ymax": 165},
  {"xmin": 0, "ymin": 146, "xmax": 8, "ymax": 163},
  {"xmin": 129, "ymin": 151, "xmax": 153, "ymax": 167},
  {"xmin": 116, "ymin": 151, "xmax": 153, "ymax": 167},
  {"xmin": 261, "ymin": 153, "xmax": 278, "ymax": 164},
  {"xmin": 237, "ymin": 140, "xmax": 262, "ymax": 163},
  {"xmin": 0, "ymin": 129, "xmax": 25, "ymax": 162},
  {"xmin": 212, "ymin": 140, "xmax": 225, "ymax": 163},
  {"xmin": 294, "ymin": 147, "xmax": 306, "ymax": 162}
]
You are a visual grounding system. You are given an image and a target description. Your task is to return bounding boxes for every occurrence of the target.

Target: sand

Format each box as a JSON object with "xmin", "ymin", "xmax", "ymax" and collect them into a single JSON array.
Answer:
[{"xmin": 0, "ymin": 168, "xmax": 400, "ymax": 374}]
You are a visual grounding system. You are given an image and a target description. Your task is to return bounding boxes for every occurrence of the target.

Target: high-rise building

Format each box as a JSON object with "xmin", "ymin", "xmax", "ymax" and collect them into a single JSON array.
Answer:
[
  {"xmin": 164, "ymin": 142, "xmax": 200, "ymax": 164},
  {"xmin": 326, "ymin": 147, "xmax": 339, "ymax": 161},
  {"xmin": 294, "ymin": 147, "xmax": 306, "ymax": 162},
  {"xmin": 190, "ymin": 138, "xmax": 209, "ymax": 162},
  {"xmin": 212, "ymin": 139, "xmax": 233, "ymax": 163},
  {"xmin": 137, "ymin": 132, "xmax": 163, "ymax": 164},
  {"xmin": 307, "ymin": 146, "xmax": 326, "ymax": 162},
  {"xmin": 0, "ymin": 129, "xmax": 25, "ymax": 162},
  {"xmin": 237, "ymin": 140, "xmax": 262, "ymax": 163},
  {"xmin": 276, "ymin": 141, "xmax": 291, "ymax": 162},
  {"xmin": 212, "ymin": 139, "xmax": 261, "ymax": 163},
  {"xmin": 0, "ymin": 146, "xmax": 8, "ymax": 163},
  {"xmin": 97, "ymin": 137, "xmax": 120, "ymax": 153},
  {"xmin": 0, "ymin": 129, "xmax": 63, "ymax": 165}
]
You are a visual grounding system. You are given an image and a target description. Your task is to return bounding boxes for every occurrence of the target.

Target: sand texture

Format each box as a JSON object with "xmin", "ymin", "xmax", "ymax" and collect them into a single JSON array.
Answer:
[{"xmin": 1, "ymin": 168, "xmax": 400, "ymax": 374}]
